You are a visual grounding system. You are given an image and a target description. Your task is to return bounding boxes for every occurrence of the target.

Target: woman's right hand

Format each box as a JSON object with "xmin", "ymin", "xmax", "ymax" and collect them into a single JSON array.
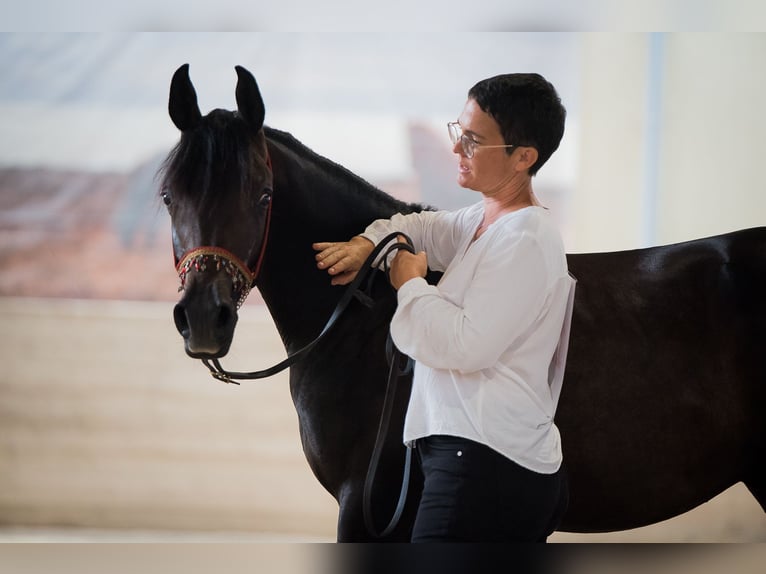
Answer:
[{"xmin": 312, "ymin": 236, "xmax": 375, "ymax": 286}]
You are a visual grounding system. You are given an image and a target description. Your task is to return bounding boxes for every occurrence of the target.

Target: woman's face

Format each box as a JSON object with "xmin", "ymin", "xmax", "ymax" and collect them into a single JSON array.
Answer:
[{"xmin": 453, "ymin": 98, "xmax": 521, "ymax": 194}]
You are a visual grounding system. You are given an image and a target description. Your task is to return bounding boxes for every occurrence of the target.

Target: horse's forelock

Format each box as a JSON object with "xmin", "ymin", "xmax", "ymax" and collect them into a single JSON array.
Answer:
[{"xmin": 160, "ymin": 111, "xmax": 260, "ymax": 205}]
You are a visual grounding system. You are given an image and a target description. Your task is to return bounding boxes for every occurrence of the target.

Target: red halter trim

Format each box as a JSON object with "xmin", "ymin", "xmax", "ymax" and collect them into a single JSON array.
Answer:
[
  {"xmin": 251, "ymin": 188, "xmax": 272, "ymax": 281},
  {"xmin": 251, "ymin": 151, "xmax": 274, "ymax": 281}
]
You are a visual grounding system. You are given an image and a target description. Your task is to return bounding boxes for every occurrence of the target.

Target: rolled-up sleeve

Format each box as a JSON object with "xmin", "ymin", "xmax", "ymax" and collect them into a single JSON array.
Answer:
[
  {"xmin": 359, "ymin": 209, "xmax": 468, "ymax": 272},
  {"xmin": 390, "ymin": 231, "xmax": 548, "ymax": 373}
]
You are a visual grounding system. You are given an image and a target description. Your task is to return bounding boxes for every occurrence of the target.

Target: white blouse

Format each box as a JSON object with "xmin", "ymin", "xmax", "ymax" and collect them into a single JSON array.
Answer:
[{"xmin": 361, "ymin": 202, "xmax": 575, "ymax": 474}]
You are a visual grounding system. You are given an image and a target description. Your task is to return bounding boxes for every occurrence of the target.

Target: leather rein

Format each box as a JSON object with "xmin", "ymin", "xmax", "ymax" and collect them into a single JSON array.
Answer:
[
  {"xmin": 173, "ymin": 155, "xmax": 417, "ymax": 537},
  {"xmin": 199, "ymin": 232, "xmax": 415, "ymax": 384}
]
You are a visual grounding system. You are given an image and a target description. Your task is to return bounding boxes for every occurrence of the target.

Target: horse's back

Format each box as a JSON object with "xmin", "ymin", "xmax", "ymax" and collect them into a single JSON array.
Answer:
[{"xmin": 558, "ymin": 227, "xmax": 766, "ymax": 532}]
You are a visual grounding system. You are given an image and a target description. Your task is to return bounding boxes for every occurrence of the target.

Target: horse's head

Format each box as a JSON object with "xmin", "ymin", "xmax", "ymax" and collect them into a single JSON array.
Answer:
[{"xmin": 161, "ymin": 64, "xmax": 273, "ymax": 359}]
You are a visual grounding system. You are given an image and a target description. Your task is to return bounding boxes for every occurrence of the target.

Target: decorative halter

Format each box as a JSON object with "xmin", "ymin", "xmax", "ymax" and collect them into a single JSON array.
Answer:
[
  {"xmin": 176, "ymin": 246, "xmax": 257, "ymax": 309},
  {"xmin": 174, "ymin": 153, "xmax": 273, "ymax": 309}
]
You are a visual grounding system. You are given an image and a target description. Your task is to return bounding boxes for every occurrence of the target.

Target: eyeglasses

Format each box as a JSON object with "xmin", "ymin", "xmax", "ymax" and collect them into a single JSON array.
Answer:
[{"xmin": 447, "ymin": 121, "xmax": 516, "ymax": 159}]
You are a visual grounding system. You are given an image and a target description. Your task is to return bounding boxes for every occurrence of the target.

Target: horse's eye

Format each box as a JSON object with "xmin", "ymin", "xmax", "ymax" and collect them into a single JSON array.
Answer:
[
  {"xmin": 258, "ymin": 191, "xmax": 272, "ymax": 207},
  {"xmin": 161, "ymin": 190, "xmax": 172, "ymax": 207}
]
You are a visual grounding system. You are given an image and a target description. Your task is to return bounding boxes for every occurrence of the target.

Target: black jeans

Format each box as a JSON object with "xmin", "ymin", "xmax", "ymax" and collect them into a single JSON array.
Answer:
[{"xmin": 411, "ymin": 435, "xmax": 568, "ymax": 542}]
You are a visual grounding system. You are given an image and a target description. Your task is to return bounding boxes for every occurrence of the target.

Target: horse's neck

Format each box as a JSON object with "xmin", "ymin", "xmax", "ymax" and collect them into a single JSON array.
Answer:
[{"xmin": 256, "ymin": 136, "xmax": 406, "ymax": 350}]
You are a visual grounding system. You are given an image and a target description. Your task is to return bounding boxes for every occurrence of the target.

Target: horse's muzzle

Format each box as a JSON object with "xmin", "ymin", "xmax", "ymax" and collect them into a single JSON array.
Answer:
[{"xmin": 173, "ymin": 280, "xmax": 238, "ymax": 358}]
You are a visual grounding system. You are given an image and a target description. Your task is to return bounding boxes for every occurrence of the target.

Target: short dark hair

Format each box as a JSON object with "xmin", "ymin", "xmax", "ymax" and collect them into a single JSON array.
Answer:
[{"xmin": 468, "ymin": 73, "xmax": 566, "ymax": 176}]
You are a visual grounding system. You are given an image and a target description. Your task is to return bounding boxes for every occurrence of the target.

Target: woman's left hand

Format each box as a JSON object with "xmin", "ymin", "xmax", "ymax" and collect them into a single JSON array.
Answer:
[{"xmin": 389, "ymin": 236, "xmax": 428, "ymax": 290}]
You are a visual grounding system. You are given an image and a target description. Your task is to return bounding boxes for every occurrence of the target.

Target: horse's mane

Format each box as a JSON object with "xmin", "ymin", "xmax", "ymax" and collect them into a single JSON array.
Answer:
[
  {"xmin": 264, "ymin": 126, "xmax": 431, "ymax": 215},
  {"xmin": 157, "ymin": 113, "xmax": 432, "ymax": 217}
]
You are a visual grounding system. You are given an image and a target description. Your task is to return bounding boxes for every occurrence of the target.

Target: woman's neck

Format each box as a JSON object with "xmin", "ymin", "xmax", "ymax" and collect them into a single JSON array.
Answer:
[
  {"xmin": 473, "ymin": 179, "xmax": 544, "ymax": 240},
  {"xmin": 481, "ymin": 180, "xmax": 536, "ymax": 222}
]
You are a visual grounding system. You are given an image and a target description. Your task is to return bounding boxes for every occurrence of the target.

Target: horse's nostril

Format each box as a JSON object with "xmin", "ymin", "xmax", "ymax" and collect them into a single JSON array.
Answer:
[
  {"xmin": 173, "ymin": 303, "xmax": 190, "ymax": 338},
  {"xmin": 217, "ymin": 303, "xmax": 234, "ymax": 332}
]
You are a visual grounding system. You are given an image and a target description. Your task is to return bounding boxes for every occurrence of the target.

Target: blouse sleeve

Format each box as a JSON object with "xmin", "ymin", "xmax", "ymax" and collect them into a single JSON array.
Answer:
[
  {"xmin": 359, "ymin": 209, "xmax": 467, "ymax": 272},
  {"xmin": 389, "ymin": 230, "xmax": 549, "ymax": 373}
]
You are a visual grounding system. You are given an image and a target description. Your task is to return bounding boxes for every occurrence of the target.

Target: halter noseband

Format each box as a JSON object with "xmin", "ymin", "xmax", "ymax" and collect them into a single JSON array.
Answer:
[
  {"xmin": 176, "ymin": 246, "xmax": 257, "ymax": 309},
  {"xmin": 174, "ymin": 152, "xmax": 273, "ymax": 309}
]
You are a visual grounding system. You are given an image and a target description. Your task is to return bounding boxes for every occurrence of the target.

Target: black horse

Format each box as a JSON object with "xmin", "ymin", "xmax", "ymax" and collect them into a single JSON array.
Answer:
[{"xmin": 160, "ymin": 64, "xmax": 765, "ymax": 541}]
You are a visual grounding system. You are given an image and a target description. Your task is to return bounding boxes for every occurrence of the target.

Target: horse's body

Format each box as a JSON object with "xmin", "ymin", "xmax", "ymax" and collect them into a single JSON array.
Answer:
[{"xmin": 162, "ymin": 65, "xmax": 765, "ymax": 541}]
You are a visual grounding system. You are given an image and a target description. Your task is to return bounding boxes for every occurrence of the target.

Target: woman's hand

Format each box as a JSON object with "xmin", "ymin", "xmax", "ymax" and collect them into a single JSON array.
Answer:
[
  {"xmin": 313, "ymin": 236, "xmax": 375, "ymax": 286},
  {"xmin": 389, "ymin": 236, "xmax": 428, "ymax": 290}
]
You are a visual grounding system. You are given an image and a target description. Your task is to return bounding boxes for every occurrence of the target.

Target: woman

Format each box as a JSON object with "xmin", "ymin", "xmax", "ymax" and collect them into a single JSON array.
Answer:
[{"xmin": 313, "ymin": 73, "xmax": 575, "ymax": 542}]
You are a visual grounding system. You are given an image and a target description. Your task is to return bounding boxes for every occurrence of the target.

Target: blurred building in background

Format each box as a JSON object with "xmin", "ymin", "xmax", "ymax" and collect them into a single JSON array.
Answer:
[
  {"xmin": 0, "ymin": 33, "xmax": 579, "ymax": 300},
  {"xmin": 2, "ymin": 33, "xmax": 765, "ymax": 300}
]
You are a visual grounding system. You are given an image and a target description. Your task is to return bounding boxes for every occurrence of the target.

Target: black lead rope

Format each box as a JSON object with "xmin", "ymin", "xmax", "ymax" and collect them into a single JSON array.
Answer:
[
  {"xmin": 202, "ymin": 231, "xmax": 414, "ymax": 383},
  {"xmin": 362, "ymin": 333, "xmax": 415, "ymax": 539},
  {"xmin": 201, "ymin": 231, "xmax": 417, "ymax": 539}
]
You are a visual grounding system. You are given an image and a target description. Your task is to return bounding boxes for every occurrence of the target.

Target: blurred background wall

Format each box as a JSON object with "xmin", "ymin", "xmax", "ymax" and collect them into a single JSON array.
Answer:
[
  {"xmin": 0, "ymin": 33, "xmax": 764, "ymax": 542},
  {"xmin": 576, "ymin": 33, "xmax": 766, "ymax": 252}
]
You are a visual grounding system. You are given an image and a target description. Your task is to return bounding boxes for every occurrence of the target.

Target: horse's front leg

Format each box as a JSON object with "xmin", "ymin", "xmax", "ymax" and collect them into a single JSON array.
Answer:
[
  {"xmin": 336, "ymin": 466, "xmax": 422, "ymax": 542},
  {"xmin": 336, "ymin": 481, "xmax": 372, "ymax": 542}
]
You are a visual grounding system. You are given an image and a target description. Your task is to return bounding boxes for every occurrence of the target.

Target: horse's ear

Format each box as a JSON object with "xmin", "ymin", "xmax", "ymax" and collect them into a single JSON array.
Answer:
[
  {"xmin": 169, "ymin": 64, "xmax": 202, "ymax": 132},
  {"xmin": 235, "ymin": 65, "xmax": 265, "ymax": 132}
]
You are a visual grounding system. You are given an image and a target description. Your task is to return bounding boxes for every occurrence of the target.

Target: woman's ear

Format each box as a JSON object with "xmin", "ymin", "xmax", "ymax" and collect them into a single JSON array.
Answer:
[{"xmin": 514, "ymin": 147, "xmax": 539, "ymax": 173}]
